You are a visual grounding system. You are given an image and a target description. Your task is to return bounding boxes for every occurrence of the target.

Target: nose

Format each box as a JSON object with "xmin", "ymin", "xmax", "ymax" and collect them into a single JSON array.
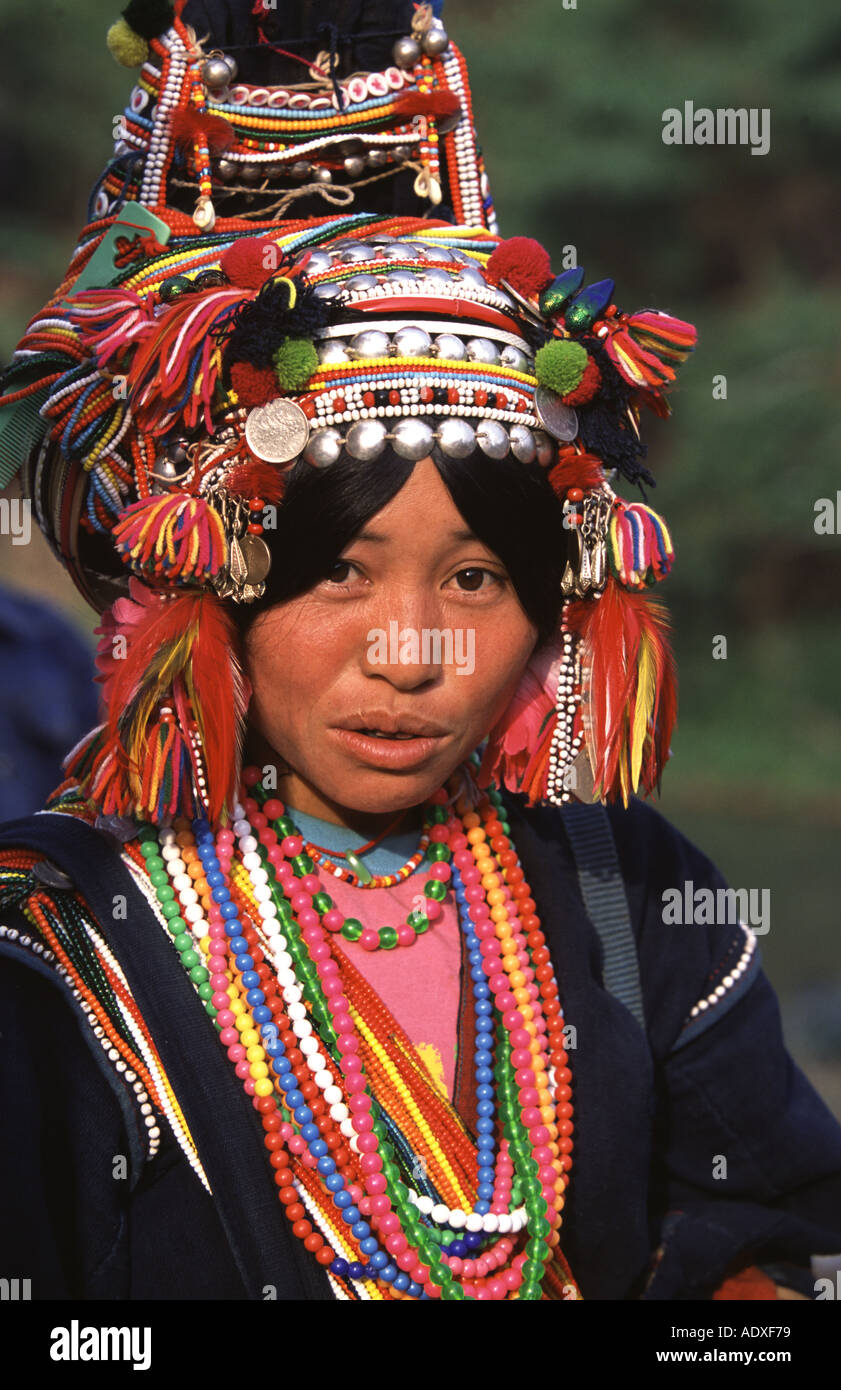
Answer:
[{"xmin": 360, "ymin": 595, "xmax": 447, "ymax": 690}]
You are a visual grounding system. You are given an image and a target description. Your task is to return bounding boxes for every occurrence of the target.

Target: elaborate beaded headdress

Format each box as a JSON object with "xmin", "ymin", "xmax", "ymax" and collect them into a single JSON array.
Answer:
[{"xmin": 0, "ymin": 0, "xmax": 696, "ymax": 822}]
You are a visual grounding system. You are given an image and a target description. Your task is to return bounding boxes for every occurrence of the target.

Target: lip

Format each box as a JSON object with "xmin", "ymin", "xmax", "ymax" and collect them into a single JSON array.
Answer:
[
  {"xmin": 330, "ymin": 726, "xmax": 449, "ymax": 771},
  {"xmin": 336, "ymin": 713, "xmax": 450, "ymax": 737}
]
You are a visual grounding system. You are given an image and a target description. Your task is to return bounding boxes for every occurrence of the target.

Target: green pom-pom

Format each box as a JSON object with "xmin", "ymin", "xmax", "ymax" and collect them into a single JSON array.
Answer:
[
  {"xmin": 534, "ymin": 339, "xmax": 588, "ymax": 396},
  {"xmin": 272, "ymin": 338, "xmax": 318, "ymax": 392},
  {"xmin": 106, "ymin": 18, "xmax": 149, "ymax": 67}
]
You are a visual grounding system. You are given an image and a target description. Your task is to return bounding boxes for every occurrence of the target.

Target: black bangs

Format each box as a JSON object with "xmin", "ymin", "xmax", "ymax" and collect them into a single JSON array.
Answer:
[{"xmin": 235, "ymin": 448, "xmax": 569, "ymax": 643}]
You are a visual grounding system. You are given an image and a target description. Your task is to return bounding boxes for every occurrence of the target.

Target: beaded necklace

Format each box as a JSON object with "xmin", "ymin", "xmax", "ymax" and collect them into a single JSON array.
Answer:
[
  {"xmin": 276, "ymin": 795, "xmax": 433, "ymax": 889},
  {"xmin": 133, "ymin": 765, "xmax": 577, "ymax": 1300}
]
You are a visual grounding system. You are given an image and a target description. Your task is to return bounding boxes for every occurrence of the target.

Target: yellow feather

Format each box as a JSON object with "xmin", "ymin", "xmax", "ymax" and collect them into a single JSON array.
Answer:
[{"xmin": 630, "ymin": 631, "xmax": 656, "ymax": 791}]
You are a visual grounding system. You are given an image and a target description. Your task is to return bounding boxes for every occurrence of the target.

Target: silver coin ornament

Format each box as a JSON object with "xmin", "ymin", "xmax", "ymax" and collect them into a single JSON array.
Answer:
[
  {"xmin": 245, "ymin": 399, "xmax": 310, "ymax": 464},
  {"xmin": 346, "ymin": 419, "xmax": 388, "ymax": 461},
  {"xmin": 534, "ymin": 387, "xmax": 580, "ymax": 442},
  {"xmin": 350, "ymin": 330, "xmax": 390, "ymax": 358},
  {"xmin": 312, "ymin": 167, "xmax": 333, "ymax": 185},
  {"xmin": 303, "ymin": 428, "xmax": 343, "ymax": 469},
  {"xmin": 392, "ymin": 418, "xmax": 435, "ymax": 460},
  {"xmin": 343, "ymin": 156, "xmax": 366, "ymax": 178},
  {"xmin": 466, "ymin": 337, "xmax": 500, "ymax": 365},
  {"xmin": 509, "ymin": 424, "xmax": 537, "ymax": 464},
  {"xmin": 437, "ymin": 418, "xmax": 477, "ymax": 458},
  {"xmin": 345, "ymin": 273, "xmax": 377, "ymax": 291},
  {"xmin": 393, "ymin": 326, "xmax": 432, "ymax": 356},
  {"xmin": 304, "ymin": 250, "xmax": 332, "ymax": 275},
  {"xmin": 500, "ymin": 345, "xmax": 530, "ymax": 373},
  {"xmin": 367, "ymin": 149, "xmax": 389, "ymax": 169},
  {"xmin": 434, "ymin": 333, "xmax": 467, "ymax": 362},
  {"xmin": 476, "ymin": 420, "xmax": 509, "ymax": 459}
]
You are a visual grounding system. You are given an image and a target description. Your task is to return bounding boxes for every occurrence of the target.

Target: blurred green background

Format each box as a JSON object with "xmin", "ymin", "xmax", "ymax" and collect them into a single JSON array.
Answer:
[{"xmin": 0, "ymin": 0, "xmax": 839, "ymax": 1110}]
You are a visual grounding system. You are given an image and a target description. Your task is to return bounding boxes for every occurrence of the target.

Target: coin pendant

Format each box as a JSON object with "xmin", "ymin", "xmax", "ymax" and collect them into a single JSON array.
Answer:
[
  {"xmin": 239, "ymin": 533, "xmax": 272, "ymax": 584},
  {"xmin": 534, "ymin": 387, "xmax": 579, "ymax": 442},
  {"xmin": 245, "ymin": 399, "xmax": 311, "ymax": 464}
]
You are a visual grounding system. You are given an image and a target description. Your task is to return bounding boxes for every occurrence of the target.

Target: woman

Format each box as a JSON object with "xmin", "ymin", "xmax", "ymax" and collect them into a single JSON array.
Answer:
[{"xmin": 1, "ymin": 0, "xmax": 840, "ymax": 1302}]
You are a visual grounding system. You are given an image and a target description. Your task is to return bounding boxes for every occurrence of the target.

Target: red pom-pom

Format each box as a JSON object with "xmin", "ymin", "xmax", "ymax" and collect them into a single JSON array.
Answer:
[
  {"xmin": 547, "ymin": 448, "xmax": 606, "ymax": 496},
  {"xmin": 561, "ymin": 354, "xmax": 602, "ymax": 406},
  {"xmin": 230, "ymin": 361, "xmax": 278, "ymax": 407},
  {"xmin": 225, "ymin": 459, "xmax": 287, "ymax": 506},
  {"xmin": 171, "ymin": 108, "xmax": 233, "ymax": 156},
  {"xmin": 485, "ymin": 237, "xmax": 553, "ymax": 299},
  {"xmin": 221, "ymin": 237, "xmax": 280, "ymax": 290}
]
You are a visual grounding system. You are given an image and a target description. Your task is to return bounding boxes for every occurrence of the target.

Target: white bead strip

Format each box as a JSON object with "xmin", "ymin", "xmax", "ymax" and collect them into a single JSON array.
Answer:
[
  {"xmin": 687, "ymin": 923, "xmax": 757, "ymax": 1019},
  {"xmin": 406, "ymin": 1185, "xmax": 527, "ymax": 1236},
  {"xmin": 0, "ymin": 921, "xmax": 162, "ymax": 1167}
]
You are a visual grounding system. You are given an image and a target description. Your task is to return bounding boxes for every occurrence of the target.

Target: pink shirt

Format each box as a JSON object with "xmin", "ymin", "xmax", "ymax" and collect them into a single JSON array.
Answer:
[{"xmin": 319, "ymin": 871, "xmax": 463, "ymax": 1102}]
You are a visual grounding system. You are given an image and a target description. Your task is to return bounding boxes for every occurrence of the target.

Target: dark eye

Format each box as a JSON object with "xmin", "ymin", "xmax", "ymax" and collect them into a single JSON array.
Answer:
[
  {"xmin": 326, "ymin": 560, "xmax": 354, "ymax": 584},
  {"xmin": 453, "ymin": 567, "xmax": 493, "ymax": 591}
]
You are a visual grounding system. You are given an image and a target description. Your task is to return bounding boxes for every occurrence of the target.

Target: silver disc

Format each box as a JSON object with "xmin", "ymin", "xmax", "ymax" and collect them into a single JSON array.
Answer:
[
  {"xmin": 434, "ymin": 333, "xmax": 466, "ymax": 362},
  {"xmin": 394, "ymin": 326, "xmax": 432, "ymax": 356},
  {"xmin": 476, "ymin": 420, "xmax": 510, "ymax": 459},
  {"xmin": 350, "ymin": 329, "xmax": 390, "ymax": 358},
  {"xmin": 509, "ymin": 424, "xmax": 537, "ymax": 464},
  {"xmin": 346, "ymin": 419, "xmax": 388, "ymax": 461},
  {"xmin": 303, "ymin": 427, "xmax": 343, "ymax": 468},
  {"xmin": 392, "ymin": 418, "xmax": 435, "ymax": 460},
  {"xmin": 245, "ymin": 399, "xmax": 310, "ymax": 464},
  {"xmin": 466, "ymin": 337, "xmax": 500, "ymax": 365},
  {"xmin": 534, "ymin": 387, "xmax": 579, "ymax": 442},
  {"xmin": 437, "ymin": 418, "xmax": 476, "ymax": 458}
]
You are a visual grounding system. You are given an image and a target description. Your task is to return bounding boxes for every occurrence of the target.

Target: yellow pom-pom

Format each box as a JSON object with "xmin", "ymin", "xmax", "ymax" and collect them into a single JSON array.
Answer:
[{"xmin": 106, "ymin": 18, "xmax": 149, "ymax": 67}]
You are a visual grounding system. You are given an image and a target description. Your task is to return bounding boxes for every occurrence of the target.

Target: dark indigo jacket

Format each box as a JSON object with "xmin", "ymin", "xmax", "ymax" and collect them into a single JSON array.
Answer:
[{"xmin": 1, "ymin": 796, "xmax": 840, "ymax": 1300}]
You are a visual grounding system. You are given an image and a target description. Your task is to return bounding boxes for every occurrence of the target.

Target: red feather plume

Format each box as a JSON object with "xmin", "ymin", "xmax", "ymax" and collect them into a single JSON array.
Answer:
[{"xmin": 567, "ymin": 579, "xmax": 677, "ymax": 804}]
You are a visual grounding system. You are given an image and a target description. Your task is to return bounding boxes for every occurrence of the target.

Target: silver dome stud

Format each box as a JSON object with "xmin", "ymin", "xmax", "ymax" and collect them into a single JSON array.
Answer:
[
  {"xmin": 466, "ymin": 338, "xmax": 500, "ymax": 366},
  {"xmin": 433, "ymin": 333, "xmax": 467, "ymax": 362},
  {"xmin": 303, "ymin": 428, "xmax": 343, "ymax": 468},
  {"xmin": 393, "ymin": 326, "xmax": 432, "ymax": 356},
  {"xmin": 509, "ymin": 424, "xmax": 537, "ymax": 464},
  {"xmin": 392, "ymin": 418, "xmax": 435, "ymax": 460},
  {"xmin": 345, "ymin": 419, "xmax": 388, "ymax": 461},
  {"xmin": 476, "ymin": 420, "xmax": 510, "ymax": 459},
  {"xmin": 437, "ymin": 419, "xmax": 477, "ymax": 458},
  {"xmin": 349, "ymin": 330, "xmax": 391, "ymax": 358}
]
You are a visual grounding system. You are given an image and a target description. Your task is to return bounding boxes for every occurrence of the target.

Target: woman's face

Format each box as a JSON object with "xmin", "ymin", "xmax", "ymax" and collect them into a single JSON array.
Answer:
[{"xmin": 244, "ymin": 458, "xmax": 538, "ymax": 828}]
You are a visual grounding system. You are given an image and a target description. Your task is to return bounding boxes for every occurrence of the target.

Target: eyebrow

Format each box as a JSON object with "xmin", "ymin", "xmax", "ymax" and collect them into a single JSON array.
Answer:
[{"xmin": 352, "ymin": 527, "xmax": 480, "ymax": 544}]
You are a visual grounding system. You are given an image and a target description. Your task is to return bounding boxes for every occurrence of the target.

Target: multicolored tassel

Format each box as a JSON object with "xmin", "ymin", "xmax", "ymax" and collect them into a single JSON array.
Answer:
[
  {"xmin": 602, "ymin": 310, "xmax": 697, "ymax": 390},
  {"xmin": 608, "ymin": 501, "xmax": 674, "ymax": 588},
  {"xmin": 126, "ymin": 286, "xmax": 252, "ymax": 433},
  {"xmin": 112, "ymin": 493, "xmax": 227, "ymax": 583}
]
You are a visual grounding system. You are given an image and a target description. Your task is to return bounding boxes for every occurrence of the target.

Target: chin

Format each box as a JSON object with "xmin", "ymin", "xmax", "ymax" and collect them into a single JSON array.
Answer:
[{"xmin": 325, "ymin": 757, "xmax": 460, "ymax": 815}]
